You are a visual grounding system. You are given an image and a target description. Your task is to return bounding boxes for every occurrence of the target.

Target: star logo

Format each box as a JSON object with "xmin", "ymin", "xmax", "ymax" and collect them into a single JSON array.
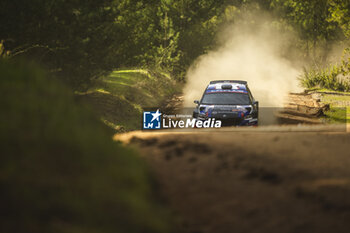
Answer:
[
  {"xmin": 151, "ymin": 109, "xmax": 161, "ymax": 122},
  {"xmin": 143, "ymin": 109, "xmax": 162, "ymax": 129}
]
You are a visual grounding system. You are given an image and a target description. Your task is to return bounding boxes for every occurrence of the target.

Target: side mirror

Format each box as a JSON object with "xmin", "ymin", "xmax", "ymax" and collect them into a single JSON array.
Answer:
[
  {"xmin": 253, "ymin": 101, "xmax": 259, "ymax": 118},
  {"xmin": 194, "ymin": 100, "xmax": 200, "ymax": 105},
  {"xmin": 253, "ymin": 101, "xmax": 259, "ymax": 109}
]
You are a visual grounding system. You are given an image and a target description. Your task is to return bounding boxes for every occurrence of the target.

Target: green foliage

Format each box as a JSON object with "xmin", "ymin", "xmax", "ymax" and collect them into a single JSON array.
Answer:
[
  {"xmin": 1, "ymin": 0, "xmax": 119, "ymax": 88},
  {"xmin": 0, "ymin": 0, "xmax": 175, "ymax": 88},
  {"xmin": 268, "ymin": 0, "xmax": 350, "ymax": 90},
  {"xmin": 129, "ymin": 0, "xmax": 229, "ymax": 80},
  {"xmin": 300, "ymin": 47, "xmax": 350, "ymax": 92},
  {"xmin": 340, "ymin": 47, "xmax": 350, "ymax": 76},
  {"xmin": 328, "ymin": 0, "xmax": 350, "ymax": 39},
  {"xmin": 270, "ymin": 0, "xmax": 344, "ymax": 61},
  {"xmin": 0, "ymin": 0, "xmax": 227, "ymax": 84},
  {"xmin": 1, "ymin": 0, "xmax": 349, "ymax": 88},
  {"xmin": 0, "ymin": 59, "xmax": 171, "ymax": 233},
  {"xmin": 300, "ymin": 63, "xmax": 350, "ymax": 92},
  {"xmin": 173, "ymin": 0, "xmax": 228, "ymax": 78}
]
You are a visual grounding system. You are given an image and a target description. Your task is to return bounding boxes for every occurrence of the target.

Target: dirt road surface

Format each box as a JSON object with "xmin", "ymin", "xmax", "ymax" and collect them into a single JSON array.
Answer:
[{"xmin": 115, "ymin": 125, "xmax": 350, "ymax": 233}]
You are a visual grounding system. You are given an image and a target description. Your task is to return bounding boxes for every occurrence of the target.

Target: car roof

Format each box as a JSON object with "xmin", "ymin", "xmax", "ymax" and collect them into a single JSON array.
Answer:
[{"xmin": 209, "ymin": 80, "xmax": 247, "ymax": 85}]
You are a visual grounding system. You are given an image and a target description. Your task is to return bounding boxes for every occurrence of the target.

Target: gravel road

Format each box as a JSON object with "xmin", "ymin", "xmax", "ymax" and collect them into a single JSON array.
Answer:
[{"xmin": 115, "ymin": 125, "xmax": 350, "ymax": 233}]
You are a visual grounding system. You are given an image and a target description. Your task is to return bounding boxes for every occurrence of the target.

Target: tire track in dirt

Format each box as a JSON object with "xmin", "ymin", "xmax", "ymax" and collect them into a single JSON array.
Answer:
[{"xmin": 116, "ymin": 128, "xmax": 350, "ymax": 233}]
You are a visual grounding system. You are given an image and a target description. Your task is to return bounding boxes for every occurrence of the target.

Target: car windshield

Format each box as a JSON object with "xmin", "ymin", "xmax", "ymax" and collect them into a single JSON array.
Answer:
[{"xmin": 201, "ymin": 92, "xmax": 250, "ymax": 105}]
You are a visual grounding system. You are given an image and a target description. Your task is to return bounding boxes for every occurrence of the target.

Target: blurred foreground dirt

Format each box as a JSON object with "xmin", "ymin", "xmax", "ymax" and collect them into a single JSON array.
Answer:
[{"xmin": 115, "ymin": 126, "xmax": 350, "ymax": 233}]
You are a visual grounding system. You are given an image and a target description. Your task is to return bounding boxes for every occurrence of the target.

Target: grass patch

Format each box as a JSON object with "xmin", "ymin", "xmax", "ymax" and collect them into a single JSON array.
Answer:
[
  {"xmin": 78, "ymin": 69, "xmax": 181, "ymax": 131},
  {"xmin": 308, "ymin": 88, "xmax": 350, "ymax": 123},
  {"xmin": 307, "ymin": 87, "xmax": 350, "ymax": 95},
  {"xmin": 323, "ymin": 107, "xmax": 349, "ymax": 124}
]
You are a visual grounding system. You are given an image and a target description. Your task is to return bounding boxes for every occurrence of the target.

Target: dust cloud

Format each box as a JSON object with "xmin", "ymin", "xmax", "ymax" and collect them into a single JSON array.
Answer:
[{"xmin": 184, "ymin": 14, "xmax": 302, "ymax": 107}]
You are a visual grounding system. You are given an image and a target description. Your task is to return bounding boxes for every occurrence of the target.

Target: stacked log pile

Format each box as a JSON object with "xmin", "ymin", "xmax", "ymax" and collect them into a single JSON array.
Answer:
[{"xmin": 275, "ymin": 93, "xmax": 330, "ymax": 124}]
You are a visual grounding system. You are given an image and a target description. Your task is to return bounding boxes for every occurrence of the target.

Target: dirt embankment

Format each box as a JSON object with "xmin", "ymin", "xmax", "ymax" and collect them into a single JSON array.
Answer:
[{"xmin": 116, "ymin": 128, "xmax": 350, "ymax": 233}]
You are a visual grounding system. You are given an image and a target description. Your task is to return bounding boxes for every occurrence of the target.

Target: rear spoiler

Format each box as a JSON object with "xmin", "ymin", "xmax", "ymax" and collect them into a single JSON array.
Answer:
[{"xmin": 209, "ymin": 80, "xmax": 247, "ymax": 85}]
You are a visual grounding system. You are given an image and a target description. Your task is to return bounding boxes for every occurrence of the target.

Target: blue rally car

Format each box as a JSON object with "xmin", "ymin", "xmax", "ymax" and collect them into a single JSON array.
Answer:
[{"xmin": 193, "ymin": 80, "xmax": 259, "ymax": 126}]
